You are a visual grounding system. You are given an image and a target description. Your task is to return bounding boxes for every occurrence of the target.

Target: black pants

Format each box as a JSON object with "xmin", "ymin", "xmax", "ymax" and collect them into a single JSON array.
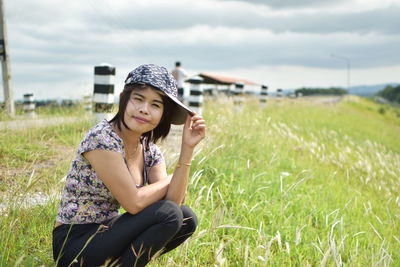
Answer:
[
  {"xmin": 178, "ymin": 88, "xmax": 184, "ymax": 102},
  {"xmin": 53, "ymin": 200, "xmax": 198, "ymax": 267}
]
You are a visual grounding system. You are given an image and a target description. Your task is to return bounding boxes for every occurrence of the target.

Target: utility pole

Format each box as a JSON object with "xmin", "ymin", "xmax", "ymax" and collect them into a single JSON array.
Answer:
[{"xmin": 0, "ymin": 0, "xmax": 15, "ymax": 116}]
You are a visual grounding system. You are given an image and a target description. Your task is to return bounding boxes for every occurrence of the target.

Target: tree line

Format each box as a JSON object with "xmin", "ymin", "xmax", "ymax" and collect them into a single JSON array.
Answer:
[
  {"xmin": 294, "ymin": 87, "xmax": 347, "ymax": 96},
  {"xmin": 376, "ymin": 85, "xmax": 400, "ymax": 104}
]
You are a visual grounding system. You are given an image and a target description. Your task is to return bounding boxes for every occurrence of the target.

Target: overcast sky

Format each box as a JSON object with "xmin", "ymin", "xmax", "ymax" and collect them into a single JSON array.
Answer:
[{"xmin": 2, "ymin": 0, "xmax": 400, "ymax": 100}]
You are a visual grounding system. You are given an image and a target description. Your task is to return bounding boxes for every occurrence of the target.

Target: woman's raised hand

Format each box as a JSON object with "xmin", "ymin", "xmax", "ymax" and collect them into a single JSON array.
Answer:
[{"xmin": 182, "ymin": 114, "xmax": 206, "ymax": 148}]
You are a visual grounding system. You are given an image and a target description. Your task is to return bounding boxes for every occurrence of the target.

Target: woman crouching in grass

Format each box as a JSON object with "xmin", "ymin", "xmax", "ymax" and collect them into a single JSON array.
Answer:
[{"xmin": 52, "ymin": 64, "xmax": 206, "ymax": 267}]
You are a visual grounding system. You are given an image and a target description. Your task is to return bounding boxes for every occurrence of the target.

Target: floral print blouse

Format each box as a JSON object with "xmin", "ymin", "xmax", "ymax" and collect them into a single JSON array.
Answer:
[{"xmin": 56, "ymin": 119, "xmax": 164, "ymax": 224}]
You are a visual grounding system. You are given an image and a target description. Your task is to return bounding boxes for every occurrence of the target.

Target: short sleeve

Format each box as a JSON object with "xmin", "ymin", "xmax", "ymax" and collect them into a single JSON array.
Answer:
[
  {"xmin": 77, "ymin": 123, "xmax": 123, "ymax": 155},
  {"xmin": 149, "ymin": 144, "xmax": 164, "ymax": 168}
]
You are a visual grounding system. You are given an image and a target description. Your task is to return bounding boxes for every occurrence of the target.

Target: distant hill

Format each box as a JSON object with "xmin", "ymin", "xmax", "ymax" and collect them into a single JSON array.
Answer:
[
  {"xmin": 348, "ymin": 83, "xmax": 399, "ymax": 97},
  {"xmin": 270, "ymin": 83, "xmax": 400, "ymax": 97}
]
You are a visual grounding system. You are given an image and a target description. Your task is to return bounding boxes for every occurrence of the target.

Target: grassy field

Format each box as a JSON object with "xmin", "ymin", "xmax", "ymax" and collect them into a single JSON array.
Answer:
[
  {"xmin": 0, "ymin": 104, "xmax": 89, "ymax": 121},
  {"xmin": 0, "ymin": 95, "xmax": 399, "ymax": 266}
]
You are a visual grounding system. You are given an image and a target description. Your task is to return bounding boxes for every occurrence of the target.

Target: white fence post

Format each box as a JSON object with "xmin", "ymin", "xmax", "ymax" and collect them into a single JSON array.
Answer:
[
  {"xmin": 93, "ymin": 64, "xmax": 115, "ymax": 121},
  {"xmin": 188, "ymin": 76, "xmax": 203, "ymax": 115},
  {"xmin": 23, "ymin": 93, "xmax": 36, "ymax": 117}
]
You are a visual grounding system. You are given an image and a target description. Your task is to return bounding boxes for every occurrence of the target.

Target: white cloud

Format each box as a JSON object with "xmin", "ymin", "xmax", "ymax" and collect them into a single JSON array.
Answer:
[
  {"xmin": 1, "ymin": 0, "xmax": 399, "ymax": 100},
  {"xmin": 217, "ymin": 0, "xmax": 400, "ymax": 12}
]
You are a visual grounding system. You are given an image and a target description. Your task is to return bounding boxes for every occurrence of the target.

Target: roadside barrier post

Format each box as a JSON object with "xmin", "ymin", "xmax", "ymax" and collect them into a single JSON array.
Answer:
[
  {"xmin": 276, "ymin": 88, "xmax": 283, "ymax": 98},
  {"xmin": 188, "ymin": 76, "xmax": 203, "ymax": 115},
  {"xmin": 93, "ymin": 64, "xmax": 115, "ymax": 121},
  {"xmin": 233, "ymin": 82, "xmax": 244, "ymax": 111},
  {"xmin": 83, "ymin": 95, "xmax": 92, "ymax": 113},
  {"xmin": 260, "ymin": 84, "xmax": 268, "ymax": 108},
  {"xmin": 23, "ymin": 93, "xmax": 36, "ymax": 118}
]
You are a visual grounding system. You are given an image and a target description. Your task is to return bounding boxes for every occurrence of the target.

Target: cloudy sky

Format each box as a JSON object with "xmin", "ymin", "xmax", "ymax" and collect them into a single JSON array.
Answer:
[{"xmin": 2, "ymin": 0, "xmax": 400, "ymax": 100}]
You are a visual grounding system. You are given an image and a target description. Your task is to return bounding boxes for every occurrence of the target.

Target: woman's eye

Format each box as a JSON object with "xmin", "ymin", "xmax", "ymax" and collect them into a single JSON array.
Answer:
[
  {"xmin": 133, "ymin": 97, "xmax": 142, "ymax": 101},
  {"xmin": 152, "ymin": 104, "xmax": 160, "ymax": 108}
]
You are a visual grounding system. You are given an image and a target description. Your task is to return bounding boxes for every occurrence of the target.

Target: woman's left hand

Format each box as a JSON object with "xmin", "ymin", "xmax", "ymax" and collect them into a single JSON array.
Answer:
[{"xmin": 182, "ymin": 114, "xmax": 206, "ymax": 148}]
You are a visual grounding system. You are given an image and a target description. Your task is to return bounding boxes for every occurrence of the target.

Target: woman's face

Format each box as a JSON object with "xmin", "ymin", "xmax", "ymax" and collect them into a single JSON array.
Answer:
[{"xmin": 124, "ymin": 86, "xmax": 165, "ymax": 134}]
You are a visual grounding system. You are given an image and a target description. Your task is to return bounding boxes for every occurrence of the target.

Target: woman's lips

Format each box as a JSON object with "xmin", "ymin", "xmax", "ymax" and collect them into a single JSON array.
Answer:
[{"xmin": 133, "ymin": 116, "xmax": 150, "ymax": 124}]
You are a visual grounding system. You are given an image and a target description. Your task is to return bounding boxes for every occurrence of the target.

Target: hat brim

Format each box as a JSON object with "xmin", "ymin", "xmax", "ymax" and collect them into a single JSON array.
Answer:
[{"xmin": 165, "ymin": 93, "xmax": 195, "ymax": 125}]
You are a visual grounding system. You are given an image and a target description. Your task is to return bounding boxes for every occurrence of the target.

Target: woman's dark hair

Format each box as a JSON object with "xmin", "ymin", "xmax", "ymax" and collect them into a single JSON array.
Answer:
[{"xmin": 109, "ymin": 83, "xmax": 174, "ymax": 146}]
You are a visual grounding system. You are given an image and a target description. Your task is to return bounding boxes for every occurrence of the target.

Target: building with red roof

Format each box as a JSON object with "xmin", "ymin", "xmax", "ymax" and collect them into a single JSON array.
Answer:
[{"xmin": 190, "ymin": 73, "xmax": 261, "ymax": 96}]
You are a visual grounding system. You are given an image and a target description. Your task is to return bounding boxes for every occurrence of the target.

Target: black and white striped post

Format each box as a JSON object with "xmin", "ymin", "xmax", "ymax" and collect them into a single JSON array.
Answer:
[
  {"xmin": 233, "ymin": 82, "xmax": 244, "ymax": 111},
  {"xmin": 93, "ymin": 64, "xmax": 115, "ymax": 121},
  {"xmin": 276, "ymin": 88, "xmax": 283, "ymax": 98},
  {"xmin": 260, "ymin": 84, "xmax": 268, "ymax": 108},
  {"xmin": 188, "ymin": 76, "xmax": 203, "ymax": 115},
  {"xmin": 23, "ymin": 93, "xmax": 36, "ymax": 117}
]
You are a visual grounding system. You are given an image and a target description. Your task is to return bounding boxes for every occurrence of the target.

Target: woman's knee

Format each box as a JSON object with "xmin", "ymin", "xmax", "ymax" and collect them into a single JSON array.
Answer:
[
  {"xmin": 180, "ymin": 205, "xmax": 198, "ymax": 234},
  {"xmin": 153, "ymin": 200, "xmax": 183, "ymax": 228}
]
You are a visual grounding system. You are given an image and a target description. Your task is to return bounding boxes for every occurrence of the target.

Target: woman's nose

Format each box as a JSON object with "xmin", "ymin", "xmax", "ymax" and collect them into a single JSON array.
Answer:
[{"xmin": 139, "ymin": 102, "xmax": 149, "ymax": 114}]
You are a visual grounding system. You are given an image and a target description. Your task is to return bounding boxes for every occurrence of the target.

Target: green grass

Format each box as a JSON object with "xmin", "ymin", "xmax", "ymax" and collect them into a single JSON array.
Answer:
[
  {"xmin": 0, "ymin": 103, "xmax": 106, "ymax": 121},
  {"xmin": 0, "ymin": 96, "xmax": 399, "ymax": 266}
]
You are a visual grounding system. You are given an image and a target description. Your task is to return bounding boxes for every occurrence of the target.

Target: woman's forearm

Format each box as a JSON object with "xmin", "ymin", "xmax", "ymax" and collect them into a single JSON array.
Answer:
[
  {"xmin": 134, "ymin": 179, "xmax": 170, "ymax": 212},
  {"xmin": 165, "ymin": 145, "xmax": 194, "ymax": 204}
]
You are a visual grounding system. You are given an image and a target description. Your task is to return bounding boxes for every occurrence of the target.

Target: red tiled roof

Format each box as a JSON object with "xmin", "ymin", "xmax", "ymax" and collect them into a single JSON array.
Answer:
[{"xmin": 199, "ymin": 73, "xmax": 259, "ymax": 86}]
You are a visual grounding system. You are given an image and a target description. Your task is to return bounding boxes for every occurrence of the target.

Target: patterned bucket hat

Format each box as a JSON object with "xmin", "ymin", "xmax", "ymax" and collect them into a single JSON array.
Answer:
[{"xmin": 124, "ymin": 64, "xmax": 194, "ymax": 125}]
